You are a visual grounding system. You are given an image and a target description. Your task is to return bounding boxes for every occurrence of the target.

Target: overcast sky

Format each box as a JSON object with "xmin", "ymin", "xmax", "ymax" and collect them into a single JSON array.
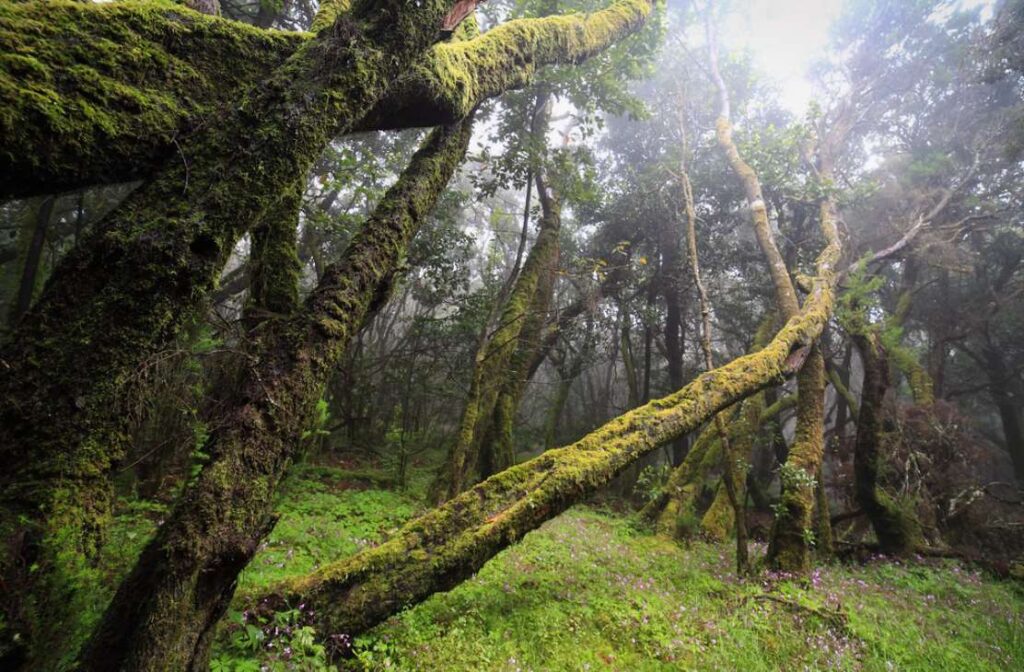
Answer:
[{"xmin": 717, "ymin": 0, "xmax": 997, "ymax": 113}]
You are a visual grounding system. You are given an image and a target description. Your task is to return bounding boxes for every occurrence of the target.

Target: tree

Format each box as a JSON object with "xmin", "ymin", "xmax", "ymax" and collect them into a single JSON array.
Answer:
[{"xmin": 0, "ymin": 1, "xmax": 659, "ymax": 667}]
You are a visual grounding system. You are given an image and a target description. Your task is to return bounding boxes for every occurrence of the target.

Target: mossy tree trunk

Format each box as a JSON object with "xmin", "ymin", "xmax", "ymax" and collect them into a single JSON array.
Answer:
[
  {"xmin": 243, "ymin": 179, "xmax": 304, "ymax": 328},
  {"xmin": 851, "ymin": 332, "xmax": 922, "ymax": 554},
  {"xmin": 2, "ymin": 5, "xmax": 473, "ymax": 662},
  {"xmin": 483, "ymin": 171, "xmax": 562, "ymax": 476},
  {"xmin": 439, "ymin": 167, "xmax": 562, "ymax": 499},
  {"xmin": 78, "ymin": 119, "xmax": 475, "ymax": 672}
]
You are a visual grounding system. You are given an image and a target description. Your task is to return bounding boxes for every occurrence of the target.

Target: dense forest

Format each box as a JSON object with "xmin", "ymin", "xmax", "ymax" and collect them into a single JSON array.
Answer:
[{"xmin": 1, "ymin": 0, "xmax": 1023, "ymax": 670}]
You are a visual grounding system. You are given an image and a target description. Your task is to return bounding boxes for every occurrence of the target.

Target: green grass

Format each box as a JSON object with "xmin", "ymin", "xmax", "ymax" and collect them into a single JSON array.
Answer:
[
  {"xmin": 236, "ymin": 463, "xmax": 420, "ymax": 591},
  {"xmin": 350, "ymin": 509, "xmax": 1022, "ymax": 671},
  {"xmin": 101, "ymin": 463, "xmax": 1022, "ymax": 671}
]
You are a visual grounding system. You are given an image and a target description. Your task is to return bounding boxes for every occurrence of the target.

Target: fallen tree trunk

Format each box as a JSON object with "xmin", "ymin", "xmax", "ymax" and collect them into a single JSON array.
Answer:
[{"xmin": 253, "ymin": 221, "xmax": 840, "ymax": 644}]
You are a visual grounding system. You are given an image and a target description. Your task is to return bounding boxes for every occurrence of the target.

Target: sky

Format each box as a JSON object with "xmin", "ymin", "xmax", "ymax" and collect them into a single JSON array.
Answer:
[{"xmin": 717, "ymin": 0, "xmax": 997, "ymax": 114}]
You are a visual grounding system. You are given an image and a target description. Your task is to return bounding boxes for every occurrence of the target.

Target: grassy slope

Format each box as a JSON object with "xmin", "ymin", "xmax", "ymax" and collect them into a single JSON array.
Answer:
[{"xmin": 106, "ymin": 465, "xmax": 1023, "ymax": 671}]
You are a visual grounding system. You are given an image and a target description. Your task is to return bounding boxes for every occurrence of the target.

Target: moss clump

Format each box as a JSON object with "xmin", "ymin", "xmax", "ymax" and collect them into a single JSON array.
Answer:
[{"xmin": 0, "ymin": 0, "xmax": 302, "ymax": 198}]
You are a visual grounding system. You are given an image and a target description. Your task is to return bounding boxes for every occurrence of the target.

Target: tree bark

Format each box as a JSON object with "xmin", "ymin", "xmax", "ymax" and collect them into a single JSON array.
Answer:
[
  {"xmin": 244, "ymin": 179, "xmax": 304, "ymax": 327},
  {"xmin": 983, "ymin": 347, "xmax": 1024, "ymax": 484},
  {"xmin": 851, "ymin": 332, "xmax": 922, "ymax": 554},
  {"xmin": 77, "ymin": 119, "xmax": 475, "ymax": 672},
  {"xmin": 483, "ymin": 171, "xmax": 561, "ymax": 476}
]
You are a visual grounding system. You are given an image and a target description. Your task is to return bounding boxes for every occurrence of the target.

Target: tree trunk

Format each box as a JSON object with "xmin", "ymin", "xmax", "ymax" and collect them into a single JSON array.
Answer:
[
  {"xmin": 706, "ymin": 3, "xmax": 832, "ymax": 571},
  {"xmin": 851, "ymin": 332, "xmax": 922, "ymax": 554},
  {"xmin": 2, "ymin": 8, "xmax": 468, "ymax": 660},
  {"xmin": 438, "ymin": 166, "xmax": 561, "ymax": 499},
  {"xmin": 984, "ymin": 347, "xmax": 1024, "ymax": 484},
  {"xmin": 486, "ymin": 194, "xmax": 560, "ymax": 472},
  {"xmin": 77, "ymin": 119, "xmax": 474, "ymax": 672}
]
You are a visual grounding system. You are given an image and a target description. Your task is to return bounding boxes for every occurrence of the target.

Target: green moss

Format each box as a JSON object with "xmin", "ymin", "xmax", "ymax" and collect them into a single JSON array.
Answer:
[
  {"xmin": 0, "ymin": 0, "xmax": 302, "ymax": 197},
  {"xmin": 699, "ymin": 481, "xmax": 735, "ymax": 542},
  {"xmin": 358, "ymin": 0, "xmax": 657, "ymax": 130},
  {"xmin": 245, "ymin": 179, "xmax": 303, "ymax": 323}
]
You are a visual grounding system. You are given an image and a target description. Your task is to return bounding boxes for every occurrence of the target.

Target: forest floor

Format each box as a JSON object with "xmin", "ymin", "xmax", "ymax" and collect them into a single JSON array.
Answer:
[{"xmin": 104, "ymin": 462, "xmax": 1024, "ymax": 671}]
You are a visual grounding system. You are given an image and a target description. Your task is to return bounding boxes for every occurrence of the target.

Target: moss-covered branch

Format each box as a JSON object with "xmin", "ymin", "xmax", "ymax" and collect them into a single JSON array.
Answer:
[
  {"xmin": 1, "ymin": 0, "xmax": 654, "ymax": 198},
  {"xmin": 646, "ymin": 317, "xmax": 785, "ymax": 538},
  {"xmin": 356, "ymin": 0, "xmax": 656, "ymax": 131},
  {"xmin": 251, "ymin": 224, "xmax": 841, "ymax": 642},
  {"xmin": 77, "ymin": 119, "xmax": 474, "ymax": 671},
  {"xmin": 0, "ymin": 0, "xmax": 302, "ymax": 199},
  {"xmin": 309, "ymin": 0, "xmax": 352, "ymax": 33}
]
